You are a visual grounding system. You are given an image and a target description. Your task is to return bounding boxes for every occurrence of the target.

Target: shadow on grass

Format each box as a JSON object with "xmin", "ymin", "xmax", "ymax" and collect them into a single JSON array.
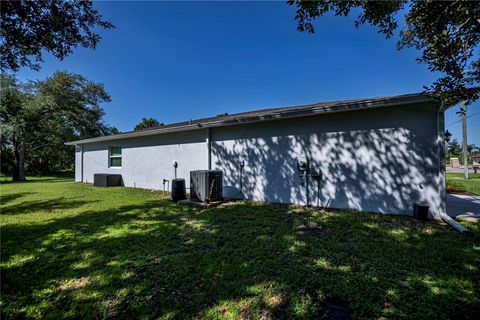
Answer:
[
  {"xmin": 0, "ymin": 192, "xmax": 35, "ymax": 206},
  {"xmin": 1, "ymin": 198, "xmax": 94, "ymax": 215},
  {"xmin": 1, "ymin": 198, "xmax": 479, "ymax": 319},
  {"xmin": 0, "ymin": 172, "xmax": 74, "ymax": 185}
]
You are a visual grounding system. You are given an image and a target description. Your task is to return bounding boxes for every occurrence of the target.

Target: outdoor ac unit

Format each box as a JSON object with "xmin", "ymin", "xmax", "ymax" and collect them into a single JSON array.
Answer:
[{"xmin": 190, "ymin": 170, "xmax": 223, "ymax": 202}]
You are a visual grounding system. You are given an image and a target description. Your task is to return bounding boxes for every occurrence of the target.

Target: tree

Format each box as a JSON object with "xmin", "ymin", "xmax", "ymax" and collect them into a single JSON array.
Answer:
[
  {"xmin": 447, "ymin": 138, "xmax": 462, "ymax": 156},
  {"xmin": 288, "ymin": 0, "xmax": 480, "ymax": 106},
  {"xmin": 467, "ymin": 143, "xmax": 480, "ymax": 164},
  {"xmin": 468, "ymin": 144, "xmax": 479, "ymax": 154},
  {"xmin": 0, "ymin": 0, "xmax": 114, "ymax": 71},
  {"xmin": 0, "ymin": 71, "xmax": 113, "ymax": 181},
  {"xmin": 0, "ymin": 75, "xmax": 29, "ymax": 180},
  {"xmin": 134, "ymin": 118, "xmax": 163, "ymax": 131}
]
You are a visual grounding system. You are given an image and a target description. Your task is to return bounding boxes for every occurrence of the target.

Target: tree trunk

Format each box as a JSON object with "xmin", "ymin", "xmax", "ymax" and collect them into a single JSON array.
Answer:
[{"xmin": 12, "ymin": 137, "xmax": 26, "ymax": 181}]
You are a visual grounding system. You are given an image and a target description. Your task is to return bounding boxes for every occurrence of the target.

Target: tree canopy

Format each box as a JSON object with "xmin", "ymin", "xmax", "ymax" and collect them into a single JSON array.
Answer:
[
  {"xmin": 447, "ymin": 138, "xmax": 462, "ymax": 156},
  {"xmin": 0, "ymin": 71, "xmax": 114, "ymax": 180},
  {"xmin": 0, "ymin": 0, "xmax": 114, "ymax": 71},
  {"xmin": 134, "ymin": 117, "xmax": 163, "ymax": 131},
  {"xmin": 288, "ymin": 0, "xmax": 480, "ymax": 106}
]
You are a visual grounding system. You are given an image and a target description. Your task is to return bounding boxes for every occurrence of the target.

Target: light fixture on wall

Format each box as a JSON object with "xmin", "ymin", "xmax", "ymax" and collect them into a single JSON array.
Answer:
[{"xmin": 445, "ymin": 129, "xmax": 452, "ymax": 143}]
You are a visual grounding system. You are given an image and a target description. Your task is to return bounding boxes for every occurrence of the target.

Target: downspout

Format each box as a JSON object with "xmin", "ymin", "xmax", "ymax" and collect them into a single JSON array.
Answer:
[
  {"xmin": 207, "ymin": 128, "xmax": 212, "ymax": 170},
  {"xmin": 437, "ymin": 101, "xmax": 469, "ymax": 233}
]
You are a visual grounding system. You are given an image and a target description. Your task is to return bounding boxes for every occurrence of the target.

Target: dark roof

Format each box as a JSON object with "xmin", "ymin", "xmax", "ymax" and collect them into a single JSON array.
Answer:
[{"xmin": 65, "ymin": 93, "xmax": 436, "ymax": 145}]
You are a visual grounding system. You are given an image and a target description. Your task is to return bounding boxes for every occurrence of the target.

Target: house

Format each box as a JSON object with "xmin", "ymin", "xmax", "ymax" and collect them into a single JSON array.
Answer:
[
  {"xmin": 65, "ymin": 93, "xmax": 447, "ymax": 219},
  {"xmin": 473, "ymin": 154, "xmax": 480, "ymax": 165}
]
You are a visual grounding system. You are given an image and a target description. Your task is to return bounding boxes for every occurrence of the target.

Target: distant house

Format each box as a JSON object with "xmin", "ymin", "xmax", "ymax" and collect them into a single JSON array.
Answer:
[
  {"xmin": 66, "ymin": 93, "xmax": 447, "ymax": 219},
  {"xmin": 473, "ymin": 154, "xmax": 480, "ymax": 169}
]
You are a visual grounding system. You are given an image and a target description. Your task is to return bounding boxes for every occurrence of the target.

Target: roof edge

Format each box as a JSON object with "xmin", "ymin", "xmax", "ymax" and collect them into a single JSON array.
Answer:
[{"xmin": 65, "ymin": 93, "xmax": 436, "ymax": 146}]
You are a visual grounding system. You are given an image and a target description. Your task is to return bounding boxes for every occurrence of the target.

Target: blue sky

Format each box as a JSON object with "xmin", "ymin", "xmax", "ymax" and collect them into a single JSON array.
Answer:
[{"xmin": 17, "ymin": 1, "xmax": 479, "ymax": 145}]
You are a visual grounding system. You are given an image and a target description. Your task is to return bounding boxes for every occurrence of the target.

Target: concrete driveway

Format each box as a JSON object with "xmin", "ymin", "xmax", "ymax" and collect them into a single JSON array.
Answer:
[{"xmin": 447, "ymin": 194, "xmax": 480, "ymax": 222}]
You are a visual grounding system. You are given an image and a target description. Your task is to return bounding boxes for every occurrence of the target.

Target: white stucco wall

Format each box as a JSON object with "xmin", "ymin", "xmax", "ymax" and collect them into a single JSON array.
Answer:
[
  {"xmin": 78, "ymin": 130, "xmax": 208, "ymax": 190},
  {"xmin": 75, "ymin": 102, "xmax": 445, "ymax": 219},
  {"xmin": 75, "ymin": 146, "xmax": 82, "ymax": 182},
  {"xmin": 211, "ymin": 103, "xmax": 445, "ymax": 219}
]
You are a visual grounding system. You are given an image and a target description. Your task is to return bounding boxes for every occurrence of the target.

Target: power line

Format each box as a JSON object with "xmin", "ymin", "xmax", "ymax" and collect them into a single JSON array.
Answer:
[{"xmin": 446, "ymin": 112, "xmax": 480, "ymax": 128}]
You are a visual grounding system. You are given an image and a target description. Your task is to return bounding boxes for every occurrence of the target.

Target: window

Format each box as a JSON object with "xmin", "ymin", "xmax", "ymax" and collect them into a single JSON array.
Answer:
[{"xmin": 109, "ymin": 146, "xmax": 122, "ymax": 168}]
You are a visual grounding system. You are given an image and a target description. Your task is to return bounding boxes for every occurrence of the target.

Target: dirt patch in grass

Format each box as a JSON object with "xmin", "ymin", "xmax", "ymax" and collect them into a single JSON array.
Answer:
[
  {"xmin": 296, "ymin": 221, "xmax": 330, "ymax": 236},
  {"xmin": 447, "ymin": 185, "xmax": 477, "ymax": 196},
  {"xmin": 56, "ymin": 276, "xmax": 94, "ymax": 292}
]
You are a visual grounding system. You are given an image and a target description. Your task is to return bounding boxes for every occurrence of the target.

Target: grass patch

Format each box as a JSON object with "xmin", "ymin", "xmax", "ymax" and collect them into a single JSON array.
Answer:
[
  {"xmin": 1, "ymin": 176, "xmax": 479, "ymax": 319},
  {"xmin": 0, "ymin": 171, "xmax": 74, "ymax": 184},
  {"xmin": 446, "ymin": 172, "xmax": 480, "ymax": 195}
]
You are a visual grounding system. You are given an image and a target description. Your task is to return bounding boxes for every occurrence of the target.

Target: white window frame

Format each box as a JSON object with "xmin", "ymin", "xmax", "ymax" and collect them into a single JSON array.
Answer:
[{"xmin": 109, "ymin": 146, "xmax": 122, "ymax": 168}]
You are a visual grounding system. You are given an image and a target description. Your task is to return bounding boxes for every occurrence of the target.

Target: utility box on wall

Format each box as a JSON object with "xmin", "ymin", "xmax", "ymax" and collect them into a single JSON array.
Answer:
[
  {"xmin": 93, "ymin": 173, "xmax": 123, "ymax": 187},
  {"xmin": 190, "ymin": 170, "xmax": 223, "ymax": 202}
]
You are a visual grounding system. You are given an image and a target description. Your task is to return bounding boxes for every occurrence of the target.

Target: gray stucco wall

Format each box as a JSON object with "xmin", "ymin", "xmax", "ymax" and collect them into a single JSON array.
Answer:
[
  {"xmin": 211, "ymin": 102, "xmax": 445, "ymax": 219},
  {"xmin": 77, "ymin": 130, "xmax": 208, "ymax": 190},
  {"xmin": 75, "ymin": 102, "xmax": 445, "ymax": 219}
]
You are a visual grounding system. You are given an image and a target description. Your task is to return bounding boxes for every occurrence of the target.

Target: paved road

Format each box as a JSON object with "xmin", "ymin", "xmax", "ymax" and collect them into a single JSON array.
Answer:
[
  {"xmin": 446, "ymin": 167, "xmax": 478, "ymax": 174},
  {"xmin": 447, "ymin": 194, "xmax": 480, "ymax": 222}
]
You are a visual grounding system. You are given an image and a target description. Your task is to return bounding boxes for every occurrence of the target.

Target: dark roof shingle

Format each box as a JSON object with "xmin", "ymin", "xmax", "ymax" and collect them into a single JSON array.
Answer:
[{"xmin": 66, "ymin": 93, "xmax": 436, "ymax": 145}]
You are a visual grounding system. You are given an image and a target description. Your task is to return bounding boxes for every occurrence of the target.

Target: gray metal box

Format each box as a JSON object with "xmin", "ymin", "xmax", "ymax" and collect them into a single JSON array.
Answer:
[
  {"xmin": 190, "ymin": 170, "xmax": 223, "ymax": 202},
  {"xmin": 93, "ymin": 173, "xmax": 122, "ymax": 187}
]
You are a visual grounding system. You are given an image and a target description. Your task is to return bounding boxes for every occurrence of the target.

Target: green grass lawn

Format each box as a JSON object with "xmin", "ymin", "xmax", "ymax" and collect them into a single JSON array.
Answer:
[
  {"xmin": 446, "ymin": 172, "xmax": 480, "ymax": 195},
  {"xmin": 1, "ymin": 176, "xmax": 479, "ymax": 319}
]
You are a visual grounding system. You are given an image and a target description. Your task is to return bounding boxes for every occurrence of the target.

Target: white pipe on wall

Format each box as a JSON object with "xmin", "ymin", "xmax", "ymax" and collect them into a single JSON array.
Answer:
[{"xmin": 207, "ymin": 128, "xmax": 212, "ymax": 170}]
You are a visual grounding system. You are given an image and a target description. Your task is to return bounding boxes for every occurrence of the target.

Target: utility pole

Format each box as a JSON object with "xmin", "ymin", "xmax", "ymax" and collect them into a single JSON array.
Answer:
[{"xmin": 461, "ymin": 102, "xmax": 469, "ymax": 179}]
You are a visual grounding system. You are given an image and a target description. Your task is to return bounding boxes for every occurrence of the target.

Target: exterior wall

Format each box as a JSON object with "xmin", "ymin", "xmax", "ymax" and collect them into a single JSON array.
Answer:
[
  {"xmin": 74, "ymin": 102, "xmax": 445, "ymax": 219},
  {"xmin": 211, "ymin": 103, "xmax": 445, "ymax": 219},
  {"xmin": 75, "ymin": 146, "xmax": 82, "ymax": 182},
  {"xmin": 78, "ymin": 130, "xmax": 208, "ymax": 190}
]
